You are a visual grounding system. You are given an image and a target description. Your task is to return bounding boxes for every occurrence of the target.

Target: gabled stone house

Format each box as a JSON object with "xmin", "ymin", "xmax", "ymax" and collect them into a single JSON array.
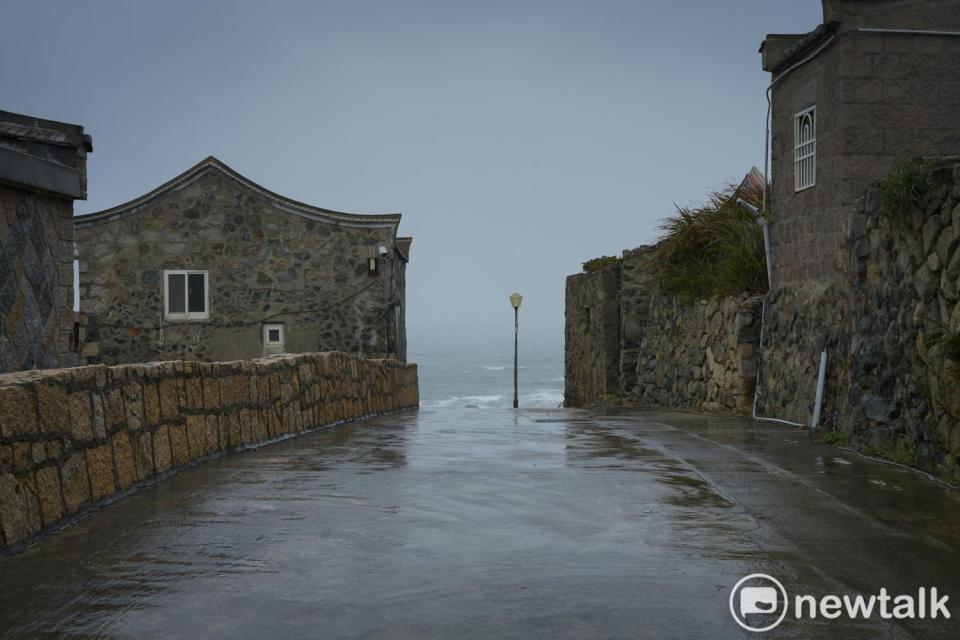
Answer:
[
  {"xmin": 761, "ymin": 0, "xmax": 960, "ymax": 284},
  {"xmin": 0, "ymin": 110, "xmax": 92, "ymax": 373},
  {"xmin": 75, "ymin": 156, "xmax": 410, "ymax": 365}
]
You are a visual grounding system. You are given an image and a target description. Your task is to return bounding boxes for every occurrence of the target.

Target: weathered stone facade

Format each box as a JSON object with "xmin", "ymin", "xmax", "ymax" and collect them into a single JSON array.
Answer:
[
  {"xmin": 75, "ymin": 157, "xmax": 410, "ymax": 365},
  {"xmin": 564, "ymin": 161, "xmax": 960, "ymax": 478},
  {"xmin": 564, "ymin": 252, "xmax": 761, "ymax": 415},
  {"xmin": 0, "ymin": 351, "xmax": 419, "ymax": 555},
  {"xmin": 762, "ymin": 0, "xmax": 960, "ymax": 285},
  {"xmin": 564, "ymin": 267, "xmax": 620, "ymax": 406},
  {"xmin": 0, "ymin": 111, "xmax": 92, "ymax": 373},
  {"xmin": 760, "ymin": 162, "xmax": 960, "ymax": 473}
]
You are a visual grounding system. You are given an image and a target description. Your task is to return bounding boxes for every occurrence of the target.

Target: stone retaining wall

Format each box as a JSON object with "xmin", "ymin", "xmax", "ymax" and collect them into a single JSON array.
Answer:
[
  {"xmin": 633, "ymin": 293, "xmax": 762, "ymax": 415},
  {"xmin": 0, "ymin": 352, "xmax": 418, "ymax": 555},
  {"xmin": 760, "ymin": 162, "xmax": 960, "ymax": 474},
  {"xmin": 564, "ymin": 268, "xmax": 620, "ymax": 407},
  {"xmin": 564, "ymin": 252, "xmax": 761, "ymax": 414}
]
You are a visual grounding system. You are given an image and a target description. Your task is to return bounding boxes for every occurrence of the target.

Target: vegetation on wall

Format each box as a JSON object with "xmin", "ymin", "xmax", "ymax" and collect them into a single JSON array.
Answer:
[
  {"xmin": 582, "ymin": 255, "xmax": 620, "ymax": 272},
  {"xmin": 926, "ymin": 328, "xmax": 960, "ymax": 384},
  {"xmin": 653, "ymin": 181, "xmax": 768, "ymax": 299},
  {"xmin": 878, "ymin": 158, "xmax": 933, "ymax": 214}
]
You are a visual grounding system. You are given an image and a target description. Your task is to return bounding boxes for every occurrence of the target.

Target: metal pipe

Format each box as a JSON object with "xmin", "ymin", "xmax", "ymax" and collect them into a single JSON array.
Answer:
[
  {"xmin": 856, "ymin": 27, "xmax": 960, "ymax": 37},
  {"xmin": 811, "ymin": 350, "xmax": 828, "ymax": 428},
  {"xmin": 750, "ymin": 34, "xmax": 837, "ymax": 430},
  {"xmin": 737, "ymin": 198, "xmax": 773, "ymax": 287}
]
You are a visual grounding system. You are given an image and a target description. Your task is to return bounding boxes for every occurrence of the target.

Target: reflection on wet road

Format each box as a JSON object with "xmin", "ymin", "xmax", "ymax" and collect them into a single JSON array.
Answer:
[{"xmin": 1, "ymin": 409, "xmax": 959, "ymax": 639}]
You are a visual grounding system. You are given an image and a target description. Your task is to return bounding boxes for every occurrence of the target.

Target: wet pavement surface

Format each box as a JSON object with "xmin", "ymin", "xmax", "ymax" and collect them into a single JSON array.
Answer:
[{"xmin": 1, "ymin": 408, "xmax": 959, "ymax": 639}]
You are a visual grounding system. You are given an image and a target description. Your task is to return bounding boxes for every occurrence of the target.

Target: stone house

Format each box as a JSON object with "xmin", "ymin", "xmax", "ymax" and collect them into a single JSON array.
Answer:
[
  {"xmin": 761, "ymin": 0, "xmax": 960, "ymax": 284},
  {"xmin": 75, "ymin": 156, "xmax": 410, "ymax": 365},
  {"xmin": 0, "ymin": 110, "xmax": 92, "ymax": 373}
]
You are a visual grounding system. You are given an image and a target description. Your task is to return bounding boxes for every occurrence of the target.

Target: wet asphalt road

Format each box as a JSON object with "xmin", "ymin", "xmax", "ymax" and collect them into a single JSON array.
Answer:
[{"xmin": 1, "ymin": 408, "xmax": 959, "ymax": 640}]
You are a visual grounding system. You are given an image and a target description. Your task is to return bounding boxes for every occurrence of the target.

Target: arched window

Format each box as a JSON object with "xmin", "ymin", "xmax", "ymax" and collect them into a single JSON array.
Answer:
[{"xmin": 794, "ymin": 106, "xmax": 816, "ymax": 191}]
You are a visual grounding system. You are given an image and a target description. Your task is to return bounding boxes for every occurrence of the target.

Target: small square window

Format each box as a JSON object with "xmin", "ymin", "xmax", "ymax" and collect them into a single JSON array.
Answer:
[
  {"xmin": 164, "ymin": 270, "xmax": 209, "ymax": 320},
  {"xmin": 263, "ymin": 324, "xmax": 285, "ymax": 347},
  {"xmin": 794, "ymin": 106, "xmax": 816, "ymax": 192}
]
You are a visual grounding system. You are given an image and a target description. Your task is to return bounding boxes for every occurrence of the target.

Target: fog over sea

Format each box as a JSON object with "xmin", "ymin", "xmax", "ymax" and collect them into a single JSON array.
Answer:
[{"xmin": 409, "ymin": 326, "xmax": 564, "ymax": 409}]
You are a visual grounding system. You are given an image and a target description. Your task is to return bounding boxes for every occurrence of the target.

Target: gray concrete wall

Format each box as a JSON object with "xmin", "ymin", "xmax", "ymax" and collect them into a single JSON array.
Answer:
[{"xmin": 76, "ymin": 158, "xmax": 409, "ymax": 365}]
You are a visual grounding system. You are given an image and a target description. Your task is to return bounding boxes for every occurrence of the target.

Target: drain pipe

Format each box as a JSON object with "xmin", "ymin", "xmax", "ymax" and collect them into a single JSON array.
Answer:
[
  {"xmin": 737, "ymin": 199, "xmax": 805, "ymax": 428},
  {"xmin": 738, "ymin": 34, "xmax": 838, "ymax": 429},
  {"xmin": 810, "ymin": 350, "xmax": 828, "ymax": 427}
]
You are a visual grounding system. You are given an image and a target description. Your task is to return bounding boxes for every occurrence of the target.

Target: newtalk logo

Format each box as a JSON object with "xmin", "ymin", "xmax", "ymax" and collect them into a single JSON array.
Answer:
[{"xmin": 730, "ymin": 574, "xmax": 951, "ymax": 633}]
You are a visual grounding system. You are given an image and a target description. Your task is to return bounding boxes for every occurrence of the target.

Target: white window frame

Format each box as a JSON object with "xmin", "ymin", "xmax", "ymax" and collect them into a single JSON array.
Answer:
[
  {"xmin": 163, "ymin": 270, "xmax": 209, "ymax": 320},
  {"xmin": 794, "ymin": 105, "xmax": 817, "ymax": 192},
  {"xmin": 263, "ymin": 323, "xmax": 285, "ymax": 347}
]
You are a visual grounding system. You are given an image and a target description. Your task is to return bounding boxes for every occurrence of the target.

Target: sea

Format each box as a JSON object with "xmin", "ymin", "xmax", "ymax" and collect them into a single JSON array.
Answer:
[{"xmin": 409, "ymin": 327, "xmax": 564, "ymax": 409}]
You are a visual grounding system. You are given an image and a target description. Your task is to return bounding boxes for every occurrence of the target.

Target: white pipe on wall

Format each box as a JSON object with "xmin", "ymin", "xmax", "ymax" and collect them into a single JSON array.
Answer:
[{"xmin": 811, "ymin": 350, "xmax": 828, "ymax": 428}]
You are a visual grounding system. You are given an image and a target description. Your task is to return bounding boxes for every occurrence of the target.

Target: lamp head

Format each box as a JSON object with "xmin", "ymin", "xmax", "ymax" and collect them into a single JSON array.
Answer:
[{"xmin": 509, "ymin": 292, "xmax": 523, "ymax": 309}]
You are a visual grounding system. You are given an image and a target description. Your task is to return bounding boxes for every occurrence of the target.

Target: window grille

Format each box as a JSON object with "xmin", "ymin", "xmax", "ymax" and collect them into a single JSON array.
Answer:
[{"xmin": 794, "ymin": 106, "xmax": 816, "ymax": 191}]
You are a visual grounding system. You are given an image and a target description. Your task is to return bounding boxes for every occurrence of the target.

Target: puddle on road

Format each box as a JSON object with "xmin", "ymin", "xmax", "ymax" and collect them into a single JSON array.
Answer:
[{"xmin": 658, "ymin": 474, "xmax": 732, "ymax": 509}]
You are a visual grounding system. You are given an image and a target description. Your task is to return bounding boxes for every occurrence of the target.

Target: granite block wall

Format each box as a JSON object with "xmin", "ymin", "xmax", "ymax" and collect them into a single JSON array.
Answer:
[
  {"xmin": 632, "ymin": 294, "xmax": 762, "ymax": 415},
  {"xmin": 564, "ymin": 268, "xmax": 620, "ymax": 407},
  {"xmin": 564, "ymin": 253, "xmax": 761, "ymax": 414},
  {"xmin": 767, "ymin": 17, "xmax": 960, "ymax": 285},
  {"xmin": 0, "ymin": 186, "xmax": 76, "ymax": 372},
  {"xmin": 75, "ymin": 158, "xmax": 409, "ymax": 365},
  {"xmin": 0, "ymin": 352, "xmax": 418, "ymax": 555},
  {"xmin": 759, "ymin": 162, "xmax": 960, "ymax": 475}
]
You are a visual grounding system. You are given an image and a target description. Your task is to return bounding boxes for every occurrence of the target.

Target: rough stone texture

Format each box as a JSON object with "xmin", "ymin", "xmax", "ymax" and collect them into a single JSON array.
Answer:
[
  {"xmin": 632, "ymin": 294, "xmax": 762, "ymax": 415},
  {"xmin": 564, "ymin": 249, "xmax": 762, "ymax": 414},
  {"xmin": 0, "ymin": 351, "xmax": 418, "ymax": 555},
  {"xmin": 564, "ymin": 268, "xmax": 620, "ymax": 406},
  {"xmin": 764, "ymin": 3, "xmax": 960, "ymax": 285},
  {"xmin": 760, "ymin": 161, "xmax": 960, "ymax": 476},
  {"xmin": 75, "ymin": 157, "xmax": 410, "ymax": 365},
  {"xmin": 0, "ymin": 110, "xmax": 90, "ymax": 373},
  {"xmin": 563, "ymin": 158, "xmax": 960, "ymax": 477}
]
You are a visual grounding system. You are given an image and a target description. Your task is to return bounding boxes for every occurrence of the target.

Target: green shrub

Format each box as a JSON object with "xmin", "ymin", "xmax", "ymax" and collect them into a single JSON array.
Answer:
[
  {"xmin": 582, "ymin": 255, "xmax": 620, "ymax": 272},
  {"xmin": 878, "ymin": 158, "xmax": 933, "ymax": 213},
  {"xmin": 822, "ymin": 429, "xmax": 846, "ymax": 445},
  {"xmin": 925, "ymin": 329, "xmax": 960, "ymax": 384},
  {"xmin": 887, "ymin": 434, "xmax": 918, "ymax": 466},
  {"xmin": 653, "ymin": 181, "xmax": 768, "ymax": 299}
]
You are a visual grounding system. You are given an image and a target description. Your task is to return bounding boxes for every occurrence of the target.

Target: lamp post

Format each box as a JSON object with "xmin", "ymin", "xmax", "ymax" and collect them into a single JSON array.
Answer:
[{"xmin": 509, "ymin": 292, "xmax": 523, "ymax": 408}]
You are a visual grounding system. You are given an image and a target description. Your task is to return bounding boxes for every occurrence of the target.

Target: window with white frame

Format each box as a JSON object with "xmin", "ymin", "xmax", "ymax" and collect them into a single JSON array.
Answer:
[
  {"xmin": 163, "ymin": 270, "xmax": 209, "ymax": 320},
  {"xmin": 794, "ymin": 106, "xmax": 816, "ymax": 192},
  {"xmin": 263, "ymin": 323, "xmax": 284, "ymax": 347}
]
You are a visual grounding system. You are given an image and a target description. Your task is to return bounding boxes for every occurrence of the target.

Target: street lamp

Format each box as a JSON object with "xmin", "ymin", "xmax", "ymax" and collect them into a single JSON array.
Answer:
[{"xmin": 509, "ymin": 292, "xmax": 523, "ymax": 408}]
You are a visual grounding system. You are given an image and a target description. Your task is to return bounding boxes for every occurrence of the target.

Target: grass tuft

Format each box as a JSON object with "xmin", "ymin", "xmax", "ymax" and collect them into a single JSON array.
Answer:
[
  {"xmin": 582, "ymin": 255, "xmax": 620, "ymax": 272},
  {"xmin": 653, "ymin": 181, "xmax": 767, "ymax": 299},
  {"xmin": 878, "ymin": 158, "xmax": 933, "ymax": 214}
]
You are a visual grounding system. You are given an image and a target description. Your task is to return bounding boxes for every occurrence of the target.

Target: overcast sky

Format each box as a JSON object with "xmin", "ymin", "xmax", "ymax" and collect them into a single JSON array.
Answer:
[{"xmin": 3, "ymin": 0, "xmax": 821, "ymax": 343}]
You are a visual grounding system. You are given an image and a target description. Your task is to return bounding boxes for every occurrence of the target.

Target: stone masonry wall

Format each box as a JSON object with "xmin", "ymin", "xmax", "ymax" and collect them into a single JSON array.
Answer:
[
  {"xmin": 768, "ymin": 16, "xmax": 960, "ymax": 285},
  {"xmin": 760, "ymin": 161, "xmax": 960, "ymax": 477},
  {"xmin": 0, "ymin": 352, "xmax": 418, "ymax": 555},
  {"xmin": 564, "ymin": 251, "xmax": 761, "ymax": 414},
  {"xmin": 0, "ymin": 185, "xmax": 76, "ymax": 372},
  {"xmin": 76, "ymin": 162, "xmax": 407, "ymax": 365},
  {"xmin": 632, "ymin": 293, "xmax": 762, "ymax": 415},
  {"xmin": 564, "ymin": 268, "xmax": 620, "ymax": 407}
]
